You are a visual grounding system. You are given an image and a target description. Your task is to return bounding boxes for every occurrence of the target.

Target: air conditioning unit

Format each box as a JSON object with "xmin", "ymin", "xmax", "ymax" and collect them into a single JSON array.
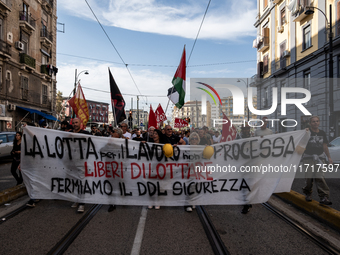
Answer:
[
  {"xmin": 15, "ymin": 41, "xmax": 24, "ymax": 51},
  {"xmin": 282, "ymin": 50, "xmax": 290, "ymax": 58},
  {"xmin": 277, "ymin": 26, "xmax": 284, "ymax": 33},
  {"xmin": 8, "ymin": 104, "xmax": 16, "ymax": 111}
]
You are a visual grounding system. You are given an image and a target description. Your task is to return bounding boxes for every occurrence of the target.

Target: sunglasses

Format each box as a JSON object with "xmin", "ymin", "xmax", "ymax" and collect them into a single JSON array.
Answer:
[
  {"xmin": 191, "ymin": 138, "xmax": 198, "ymax": 140},
  {"xmin": 167, "ymin": 129, "xmax": 172, "ymax": 131}
]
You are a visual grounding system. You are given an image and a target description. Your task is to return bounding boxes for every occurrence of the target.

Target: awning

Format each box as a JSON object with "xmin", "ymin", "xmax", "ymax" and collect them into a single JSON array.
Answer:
[{"xmin": 17, "ymin": 106, "xmax": 57, "ymax": 121}]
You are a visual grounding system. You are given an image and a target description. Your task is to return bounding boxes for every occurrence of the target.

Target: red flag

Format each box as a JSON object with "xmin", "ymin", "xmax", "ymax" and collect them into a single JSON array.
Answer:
[
  {"xmin": 155, "ymin": 104, "xmax": 167, "ymax": 123},
  {"xmin": 220, "ymin": 113, "xmax": 237, "ymax": 142},
  {"xmin": 148, "ymin": 105, "xmax": 158, "ymax": 129},
  {"xmin": 174, "ymin": 118, "xmax": 188, "ymax": 128},
  {"xmin": 68, "ymin": 83, "xmax": 89, "ymax": 127}
]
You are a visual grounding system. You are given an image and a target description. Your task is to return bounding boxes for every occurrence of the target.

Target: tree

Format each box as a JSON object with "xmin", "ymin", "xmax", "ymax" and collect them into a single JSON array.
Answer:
[{"xmin": 55, "ymin": 90, "xmax": 64, "ymax": 120}]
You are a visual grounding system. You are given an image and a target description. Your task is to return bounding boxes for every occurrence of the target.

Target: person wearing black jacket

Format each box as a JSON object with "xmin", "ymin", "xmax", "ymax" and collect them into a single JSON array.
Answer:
[
  {"xmin": 132, "ymin": 129, "xmax": 144, "ymax": 141},
  {"xmin": 10, "ymin": 132, "xmax": 23, "ymax": 185}
]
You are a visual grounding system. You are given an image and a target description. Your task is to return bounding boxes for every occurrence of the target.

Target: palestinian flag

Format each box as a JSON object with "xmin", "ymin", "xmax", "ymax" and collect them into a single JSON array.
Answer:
[{"xmin": 168, "ymin": 47, "xmax": 186, "ymax": 109}]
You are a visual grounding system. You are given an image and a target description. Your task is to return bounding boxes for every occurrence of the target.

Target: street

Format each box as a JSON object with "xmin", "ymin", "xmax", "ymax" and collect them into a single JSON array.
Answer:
[
  {"xmin": 1, "ymin": 160, "xmax": 340, "ymax": 254},
  {"xmin": 0, "ymin": 196, "xmax": 338, "ymax": 254}
]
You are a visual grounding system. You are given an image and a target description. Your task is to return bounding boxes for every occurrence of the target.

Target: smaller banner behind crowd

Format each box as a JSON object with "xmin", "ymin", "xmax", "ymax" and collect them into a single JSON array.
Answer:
[{"xmin": 21, "ymin": 126, "xmax": 310, "ymax": 206}]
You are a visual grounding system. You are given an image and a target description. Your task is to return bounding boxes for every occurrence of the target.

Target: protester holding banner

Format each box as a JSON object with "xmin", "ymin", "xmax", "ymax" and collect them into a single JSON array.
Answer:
[
  {"xmin": 110, "ymin": 127, "xmax": 123, "ymax": 138},
  {"xmin": 189, "ymin": 132, "xmax": 200, "ymax": 145},
  {"xmin": 143, "ymin": 126, "xmax": 155, "ymax": 142},
  {"xmin": 159, "ymin": 125, "xmax": 185, "ymax": 145},
  {"xmin": 254, "ymin": 117, "xmax": 273, "ymax": 137},
  {"xmin": 70, "ymin": 118, "xmax": 90, "ymax": 213},
  {"xmin": 237, "ymin": 125, "xmax": 253, "ymax": 214},
  {"xmin": 147, "ymin": 129, "xmax": 162, "ymax": 210},
  {"xmin": 10, "ymin": 132, "xmax": 23, "ymax": 185},
  {"xmin": 152, "ymin": 129, "xmax": 162, "ymax": 144},
  {"xmin": 212, "ymin": 131, "xmax": 221, "ymax": 144},
  {"xmin": 133, "ymin": 129, "xmax": 144, "ymax": 142},
  {"xmin": 198, "ymin": 129, "xmax": 210, "ymax": 145},
  {"xmin": 302, "ymin": 116, "xmax": 333, "ymax": 205},
  {"xmin": 120, "ymin": 123, "xmax": 131, "ymax": 139},
  {"xmin": 183, "ymin": 130, "xmax": 190, "ymax": 145}
]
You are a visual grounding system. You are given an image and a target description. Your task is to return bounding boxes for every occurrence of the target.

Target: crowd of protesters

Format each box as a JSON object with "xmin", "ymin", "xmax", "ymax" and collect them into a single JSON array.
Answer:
[{"xmin": 8, "ymin": 115, "xmax": 334, "ymax": 214}]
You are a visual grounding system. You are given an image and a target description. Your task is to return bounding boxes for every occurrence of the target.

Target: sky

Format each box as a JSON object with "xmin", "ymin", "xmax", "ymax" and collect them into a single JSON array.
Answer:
[{"xmin": 56, "ymin": 0, "xmax": 258, "ymax": 118}]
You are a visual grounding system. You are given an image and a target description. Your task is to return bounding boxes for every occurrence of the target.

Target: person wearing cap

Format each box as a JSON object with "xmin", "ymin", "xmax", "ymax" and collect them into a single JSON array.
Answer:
[{"xmin": 254, "ymin": 117, "xmax": 273, "ymax": 137}]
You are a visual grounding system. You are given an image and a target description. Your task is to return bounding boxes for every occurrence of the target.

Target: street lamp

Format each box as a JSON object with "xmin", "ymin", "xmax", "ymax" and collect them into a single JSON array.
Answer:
[
  {"xmin": 237, "ymin": 78, "xmax": 250, "ymax": 121},
  {"xmin": 73, "ymin": 69, "xmax": 89, "ymax": 117},
  {"xmin": 305, "ymin": 5, "xmax": 334, "ymax": 139}
]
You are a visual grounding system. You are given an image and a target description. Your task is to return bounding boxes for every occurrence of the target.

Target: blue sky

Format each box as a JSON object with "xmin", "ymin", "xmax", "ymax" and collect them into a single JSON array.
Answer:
[{"xmin": 56, "ymin": 0, "xmax": 258, "ymax": 116}]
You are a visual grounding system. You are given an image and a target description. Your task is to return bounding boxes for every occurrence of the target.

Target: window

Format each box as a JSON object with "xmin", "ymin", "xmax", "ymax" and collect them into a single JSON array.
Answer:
[
  {"xmin": 281, "ymin": 7, "xmax": 286, "ymax": 26},
  {"xmin": 264, "ymin": 0, "xmax": 268, "ymax": 9},
  {"xmin": 21, "ymin": 75, "xmax": 28, "ymax": 100},
  {"xmin": 41, "ymin": 46, "xmax": 49, "ymax": 65},
  {"xmin": 42, "ymin": 84, "xmax": 48, "ymax": 104},
  {"xmin": 22, "ymin": 2, "xmax": 29, "ymax": 21},
  {"xmin": 304, "ymin": 70, "xmax": 311, "ymax": 90},
  {"xmin": 263, "ymin": 54, "xmax": 269, "ymax": 74},
  {"xmin": 303, "ymin": 25, "xmax": 311, "ymax": 50},
  {"xmin": 21, "ymin": 31, "xmax": 29, "ymax": 54},
  {"xmin": 41, "ymin": 12, "xmax": 48, "ymax": 33}
]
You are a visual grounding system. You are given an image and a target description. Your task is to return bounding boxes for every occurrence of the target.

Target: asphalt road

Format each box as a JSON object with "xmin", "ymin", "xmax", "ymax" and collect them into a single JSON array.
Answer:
[
  {"xmin": 0, "ymin": 198, "xmax": 334, "ymax": 254},
  {"xmin": 0, "ymin": 159, "xmax": 16, "ymax": 192}
]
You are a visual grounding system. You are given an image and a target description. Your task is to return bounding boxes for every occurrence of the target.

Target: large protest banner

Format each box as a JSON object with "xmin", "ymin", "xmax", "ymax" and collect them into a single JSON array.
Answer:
[{"xmin": 21, "ymin": 126, "xmax": 309, "ymax": 206}]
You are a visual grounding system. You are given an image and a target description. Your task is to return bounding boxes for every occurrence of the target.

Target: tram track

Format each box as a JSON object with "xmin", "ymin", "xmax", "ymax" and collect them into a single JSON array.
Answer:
[
  {"xmin": 47, "ymin": 204, "xmax": 102, "ymax": 255},
  {"xmin": 262, "ymin": 202, "xmax": 340, "ymax": 255},
  {"xmin": 196, "ymin": 205, "xmax": 230, "ymax": 255}
]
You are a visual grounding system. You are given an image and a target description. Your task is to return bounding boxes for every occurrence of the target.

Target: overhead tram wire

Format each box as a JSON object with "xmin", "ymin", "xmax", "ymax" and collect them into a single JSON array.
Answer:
[
  {"xmin": 84, "ymin": 0, "xmax": 147, "ymax": 105},
  {"xmin": 57, "ymin": 52, "xmax": 256, "ymax": 67},
  {"xmin": 81, "ymin": 86, "xmax": 168, "ymax": 97},
  {"xmin": 187, "ymin": 0, "xmax": 212, "ymax": 65}
]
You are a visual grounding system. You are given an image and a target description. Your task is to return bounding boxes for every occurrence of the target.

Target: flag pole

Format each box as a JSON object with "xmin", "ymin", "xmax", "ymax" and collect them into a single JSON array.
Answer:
[
  {"xmin": 165, "ymin": 45, "xmax": 186, "ymax": 117},
  {"xmin": 108, "ymin": 68, "xmax": 118, "ymax": 127},
  {"xmin": 112, "ymin": 97, "xmax": 118, "ymax": 128}
]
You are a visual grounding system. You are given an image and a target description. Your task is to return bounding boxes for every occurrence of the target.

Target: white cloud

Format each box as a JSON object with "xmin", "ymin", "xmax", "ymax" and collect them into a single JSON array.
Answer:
[{"xmin": 58, "ymin": 0, "xmax": 257, "ymax": 40}]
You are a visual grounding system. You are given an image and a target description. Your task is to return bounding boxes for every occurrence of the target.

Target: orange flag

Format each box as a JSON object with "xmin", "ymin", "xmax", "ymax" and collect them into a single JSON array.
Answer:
[{"xmin": 68, "ymin": 83, "xmax": 89, "ymax": 126}]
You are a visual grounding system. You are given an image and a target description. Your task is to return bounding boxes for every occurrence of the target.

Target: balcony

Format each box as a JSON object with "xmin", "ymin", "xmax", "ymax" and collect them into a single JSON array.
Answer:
[
  {"xmin": 257, "ymin": 36, "xmax": 269, "ymax": 52},
  {"xmin": 20, "ymin": 53, "xmax": 36, "ymax": 69},
  {"xmin": 272, "ymin": 58, "xmax": 287, "ymax": 75},
  {"xmin": 0, "ymin": 39, "xmax": 11, "ymax": 57},
  {"xmin": 41, "ymin": 65, "xmax": 49, "ymax": 75},
  {"xmin": 292, "ymin": 6, "xmax": 309, "ymax": 22},
  {"xmin": 42, "ymin": 0, "xmax": 53, "ymax": 9},
  {"xmin": 19, "ymin": 11, "xmax": 36, "ymax": 32},
  {"xmin": 40, "ymin": 28, "xmax": 53, "ymax": 45},
  {"xmin": 249, "ymin": 74, "xmax": 260, "ymax": 87},
  {"xmin": 0, "ymin": 0, "xmax": 11, "ymax": 12}
]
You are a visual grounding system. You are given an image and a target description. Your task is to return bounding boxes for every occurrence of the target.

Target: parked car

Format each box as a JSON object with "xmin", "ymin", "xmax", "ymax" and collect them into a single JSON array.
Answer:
[
  {"xmin": 328, "ymin": 137, "xmax": 340, "ymax": 164},
  {"xmin": 0, "ymin": 132, "xmax": 16, "ymax": 159}
]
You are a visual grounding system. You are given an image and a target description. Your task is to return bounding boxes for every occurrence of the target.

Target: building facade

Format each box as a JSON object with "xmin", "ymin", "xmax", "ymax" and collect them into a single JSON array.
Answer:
[
  {"xmin": 62, "ymin": 98, "xmax": 109, "ymax": 123},
  {"xmin": 252, "ymin": 0, "xmax": 340, "ymax": 137},
  {"xmin": 0, "ymin": 0, "xmax": 57, "ymax": 131},
  {"xmin": 172, "ymin": 100, "xmax": 212, "ymax": 128}
]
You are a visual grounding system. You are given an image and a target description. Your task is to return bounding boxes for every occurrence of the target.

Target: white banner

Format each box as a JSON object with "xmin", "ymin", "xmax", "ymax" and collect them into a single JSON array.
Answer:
[{"xmin": 21, "ymin": 126, "xmax": 309, "ymax": 206}]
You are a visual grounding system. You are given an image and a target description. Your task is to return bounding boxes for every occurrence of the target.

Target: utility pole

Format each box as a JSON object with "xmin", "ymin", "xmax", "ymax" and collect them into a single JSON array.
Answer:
[{"xmin": 137, "ymin": 96, "xmax": 139, "ymax": 129}]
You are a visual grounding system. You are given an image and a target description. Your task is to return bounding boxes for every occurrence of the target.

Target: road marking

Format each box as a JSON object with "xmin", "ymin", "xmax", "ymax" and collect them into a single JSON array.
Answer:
[{"xmin": 130, "ymin": 206, "xmax": 148, "ymax": 255}]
